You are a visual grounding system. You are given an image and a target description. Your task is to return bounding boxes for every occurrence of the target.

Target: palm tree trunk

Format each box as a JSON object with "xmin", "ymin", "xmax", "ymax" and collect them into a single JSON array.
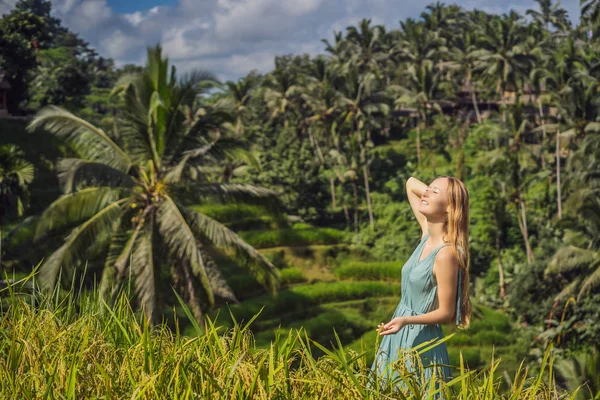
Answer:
[
  {"xmin": 329, "ymin": 174, "xmax": 337, "ymax": 208},
  {"xmin": 362, "ymin": 164, "xmax": 374, "ymax": 229},
  {"xmin": 556, "ymin": 118, "xmax": 562, "ymax": 220},
  {"xmin": 343, "ymin": 201, "xmax": 351, "ymax": 230},
  {"xmin": 496, "ymin": 232, "xmax": 505, "ymax": 300},
  {"xmin": 537, "ymin": 99, "xmax": 546, "ymax": 171},
  {"xmin": 516, "ymin": 194, "xmax": 534, "ymax": 264},
  {"xmin": 352, "ymin": 180, "xmax": 359, "ymax": 239},
  {"xmin": 308, "ymin": 127, "xmax": 325, "ymax": 163},
  {"xmin": 357, "ymin": 128, "xmax": 374, "ymax": 230},
  {"xmin": 537, "ymin": 99, "xmax": 554, "ymax": 197},
  {"xmin": 472, "ymin": 88, "xmax": 482, "ymax": 124}
]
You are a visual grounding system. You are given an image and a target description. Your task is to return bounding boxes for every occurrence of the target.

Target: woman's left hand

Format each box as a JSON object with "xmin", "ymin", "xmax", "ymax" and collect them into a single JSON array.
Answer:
[{"xmin": 377, "ymin": 317, "xmax": 408, "ymax": 335}]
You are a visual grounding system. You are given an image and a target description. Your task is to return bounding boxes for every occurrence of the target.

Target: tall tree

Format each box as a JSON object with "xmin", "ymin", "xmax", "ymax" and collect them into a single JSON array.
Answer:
[{"xmin": 27, "ymin": 45, "xmax": 282, "ymax": 326}]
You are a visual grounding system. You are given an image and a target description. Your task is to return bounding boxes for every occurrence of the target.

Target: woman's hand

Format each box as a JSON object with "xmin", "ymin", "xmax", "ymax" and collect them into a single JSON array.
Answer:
[{"xmin": 376, "ymin": 317, "xmax": 408, "ymax": 335}]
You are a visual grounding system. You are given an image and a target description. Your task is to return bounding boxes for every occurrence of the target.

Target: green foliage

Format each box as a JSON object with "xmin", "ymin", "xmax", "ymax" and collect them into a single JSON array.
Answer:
[
  {"xmin": 210, "ymin": 281, "xmax": 400, "ymax": 327},
  {"xmin": 190, "ymin": 203, "xmax": 283, "ymax": 230},
  {"xmin": 278, "ymin": 267, "xmax": 307, "ymax": 284},
  {"xmin": 0, "ymin": 9, "xmax": 49, "ymax": 112},
  {"xmin": 238, "ymin": 227, "xmax": 346, "ymax": 248},
  {"xmin": 334, "ymin": 261, "xmax": 405, "ymax": 281}
]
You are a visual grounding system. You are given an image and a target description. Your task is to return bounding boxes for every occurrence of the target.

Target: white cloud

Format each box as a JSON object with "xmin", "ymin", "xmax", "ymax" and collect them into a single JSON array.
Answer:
[
  {"xmin": 99, "ymin": 29, "xmax": 144, "ymax": 58},
  {"xmin": 213, "ymin": 0, "xmax": 326, "ymax": 40}
]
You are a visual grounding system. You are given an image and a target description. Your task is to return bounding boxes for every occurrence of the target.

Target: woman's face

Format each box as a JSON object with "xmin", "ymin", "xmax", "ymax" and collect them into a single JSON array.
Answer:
[{"xmin": 417, "ymin": 177, "xmax": 449, "ymax": 221}]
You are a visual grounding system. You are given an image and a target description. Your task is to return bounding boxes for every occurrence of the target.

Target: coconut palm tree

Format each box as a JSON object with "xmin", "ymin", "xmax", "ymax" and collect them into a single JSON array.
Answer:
[
  {"xmin": 345, "ymin": 18, "xmax": 387, "ymax": 77},
  {"xmin": 336, "ymin": 67, "xmax": 390, "ymax": 230},
  {"xmin": 544, "ymin": 132, "xmax": 600, "ymax": 302},
  {"xmin": 471, "ymin": 11, "xmax": 536, "ymax": 115},
  {"xmin": 300, "ymin": 56, "xmax": 343, "ymax": 210},
  {"xmin": 27, "ymin": 45, "xmax": 282, "ymax": 326},
  {"xmin": 261, "ymin": 55, "xmax": 305, "ymax": 130},
  {"xmin": 526, "ymin": 0, "xmax": 572, "ymax": 32},
  {"xmin": 445, "ymin": 29, "xmax": 484, "ymax": 123},
  {"xmin": 392, "ymin": 58, "xmax": 445, "ymax": 167}
]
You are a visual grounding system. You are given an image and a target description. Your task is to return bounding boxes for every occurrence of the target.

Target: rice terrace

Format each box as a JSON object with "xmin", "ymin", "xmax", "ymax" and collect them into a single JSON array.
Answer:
[{"xmin": 0, "ymin": 0, "xmax": 599, "ymax": 398}]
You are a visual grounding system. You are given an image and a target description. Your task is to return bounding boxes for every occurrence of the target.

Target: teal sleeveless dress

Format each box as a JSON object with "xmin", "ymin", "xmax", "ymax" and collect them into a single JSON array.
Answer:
[{"xmin": 369, "ymin": 232, "xmax": 462, "ymax": 394}]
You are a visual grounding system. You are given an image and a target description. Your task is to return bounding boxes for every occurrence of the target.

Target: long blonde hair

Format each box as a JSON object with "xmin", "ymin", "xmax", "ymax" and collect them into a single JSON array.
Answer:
[{"xmin": 440, "ymin": 175, "xmax": 471, "ymax": 329}]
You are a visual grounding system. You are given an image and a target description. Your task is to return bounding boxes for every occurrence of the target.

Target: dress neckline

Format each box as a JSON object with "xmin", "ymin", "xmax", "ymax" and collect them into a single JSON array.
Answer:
[{"xmin": 417, "ymin": 232, "xmax": 450, "ymax": 264}]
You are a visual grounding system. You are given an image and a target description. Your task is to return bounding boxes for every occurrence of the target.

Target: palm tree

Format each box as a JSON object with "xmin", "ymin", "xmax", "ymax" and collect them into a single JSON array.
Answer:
[
  {"xmin": 531, "ymin": 37, "xmax": 588, "ymax": 219},
  {"xmin": 526, "ymin": 0, "xmax": 572, "ymax": 32},
  {"xmin": 446, "ymin": 29, "xmax": 484, "ymax": 123},
  {"xmin": 472, "ymin": 11, "xmax": 536, "ymax": 117},
  {"xmin": 261, "ymin": 55, "xmax": 305, "ymax": 129},
  {"xmin": 300, "ymin": 56, "xmax": 342, "ymax": 210},
  {"xmin": 336, "ymin": 68, "xmax": 390, "ymax": 230},
  {"xmin": 345, "ymin": 18, "xmax": 387, "ymax": 77},
  {"xmin": 0, "ymin": 144, "xmax": 35, "ymax": 270},
  {"xmin": 393, "ymin": 18, "xmax": 447, "ymax": 165},
  {"xmin": 544, "ymin": 133, "xmax": 600, "ymax": 302},
  {"xmin": 473, "ymin": 102, "xmax": 543, "ymax": 265},
  {"xmin": 223, "ymin": 74, "xmax": 260, "ymax": 135},
  {"xmin": 553, "ymin": 346, "xmax": 600, "ymax": 400},
  {"xmin": 27, "ymin": 45, "xmax": 282, "ymax": 326},
  {"xmin": 392, "ymin": 58, "xmax": 445, "ymax": 168},
  {"xmin": 581, "ymin": 0, "xmax": 600, "ymax": 28}
]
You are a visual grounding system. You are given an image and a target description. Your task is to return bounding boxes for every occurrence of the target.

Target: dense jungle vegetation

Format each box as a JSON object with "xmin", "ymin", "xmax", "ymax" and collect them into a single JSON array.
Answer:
[{"xmin": 1, "ymin": 0, "xmax": 599, "ymax": 397}]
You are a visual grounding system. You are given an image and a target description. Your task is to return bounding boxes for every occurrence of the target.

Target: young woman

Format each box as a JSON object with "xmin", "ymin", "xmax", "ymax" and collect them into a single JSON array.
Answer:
[{"xmin": 369, "ymin": 175, "xmax": 471, "ymax": 395}]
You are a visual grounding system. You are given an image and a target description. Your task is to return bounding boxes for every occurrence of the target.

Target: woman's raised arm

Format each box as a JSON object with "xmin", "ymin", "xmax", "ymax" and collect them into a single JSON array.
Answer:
[{"xmin": 406, "ymin": 177, "xmax": 428, "ymax": 239}]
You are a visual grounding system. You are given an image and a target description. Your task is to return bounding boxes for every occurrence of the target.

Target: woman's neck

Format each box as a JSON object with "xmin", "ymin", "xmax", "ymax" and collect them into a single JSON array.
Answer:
[{"xmin": 426, "ymin": 221, "xmax": 447, "ymax": 244}]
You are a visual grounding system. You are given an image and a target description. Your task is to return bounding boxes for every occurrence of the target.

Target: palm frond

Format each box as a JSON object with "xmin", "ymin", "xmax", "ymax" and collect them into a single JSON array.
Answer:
[
  {"xmin": 200, "ymin": 248, "xmax": 239, "ymax": 303},
  {"xmin": 553, "ymin": 276, "xmax": 583, "ymax": 302},
  {"xmin": 56, "ymin": 158, "xmax": 135, "ymax": 193},
  {"xmin": 185, "ymin": 207, "xmax": 279, "ymax": 293},
  {"xmin": 35, "ymin": 187, "xmax": 125, "ymax": 241},
  {"xmin": 162, "ymin": 142, "xmax": 216, "ymax": 184},
  {"xmin": 100, "ymin": 221, "xmax": 131, "ymax": 299},
  {"xmin": 155, "ymin": 195, "xmax": 214, "ymax": 305},
  {"xmin": 545, "ymin": 245, "xmax": 597, "ymax": 275},
  {"xmin": 131, "ymin": 213, "xmax": 158, "ymax": 322},
  {"xmin": 118, "ymin": 84, "xmax": 155, "ymax": 163},
  {"xmin": 39, "ymin": 199, "xmax": 126, "ymax": 290},
  {"xmin": 26, "ymin": 105, "xmax": 132, "ymax": 171},
  {"xmin": 578, "ymin": 262, "xmax": 600, "ymax": 301},
  {"xmin": 110, "ymin": 72, "xmax": 143, "ymax": 98},
  {"xmin": 7, "ymin": 157, "xmax": 35, "ymax": 186}
]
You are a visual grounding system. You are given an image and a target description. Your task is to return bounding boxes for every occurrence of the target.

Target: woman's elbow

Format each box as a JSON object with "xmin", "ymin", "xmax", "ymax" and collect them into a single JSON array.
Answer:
[{"xmin": 442, "ymin": 310, "xmax": 455, "ymax": 324}]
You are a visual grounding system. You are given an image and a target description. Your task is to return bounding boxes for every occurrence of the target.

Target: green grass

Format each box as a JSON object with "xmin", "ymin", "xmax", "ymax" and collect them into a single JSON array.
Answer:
[
  {"xmin": 0, "ymin": 274, "xmax": 582, "ymax": 399},
  {"xmin": 208, "ymin": 281, "xmax": 401, "ymax": 327},
  {"xmin": 238, "ymin": 227, "xmax": 347, "ymax": 248},
  {"xmin": 189, "ymin": 203, "xmax": 283, "ymax": 230},
  {"xmin": 334, "ymin": 261, "xmax": 407, "ymax": 281}
]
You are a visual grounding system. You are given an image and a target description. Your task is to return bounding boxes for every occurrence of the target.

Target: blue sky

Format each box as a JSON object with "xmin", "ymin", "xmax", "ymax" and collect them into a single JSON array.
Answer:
[
  {"xmin": 0, "ymin": 0, "xmax": 583, "ymax": 82},
  {"xmin": 106, "ymin": 0, "xmax": 176, "ymax": 13}
]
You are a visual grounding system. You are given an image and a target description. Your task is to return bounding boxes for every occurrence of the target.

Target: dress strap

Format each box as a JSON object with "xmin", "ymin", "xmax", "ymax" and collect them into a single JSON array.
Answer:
[{"xmin": 456, "ymin": 268, "xmax": 462, "ymax": 326}]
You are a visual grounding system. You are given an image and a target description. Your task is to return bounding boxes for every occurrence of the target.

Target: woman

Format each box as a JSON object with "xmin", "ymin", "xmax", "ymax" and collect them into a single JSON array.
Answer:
[{"xmin": 369, "ymin": 175, "xmax": 471, "ymax": 395}]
